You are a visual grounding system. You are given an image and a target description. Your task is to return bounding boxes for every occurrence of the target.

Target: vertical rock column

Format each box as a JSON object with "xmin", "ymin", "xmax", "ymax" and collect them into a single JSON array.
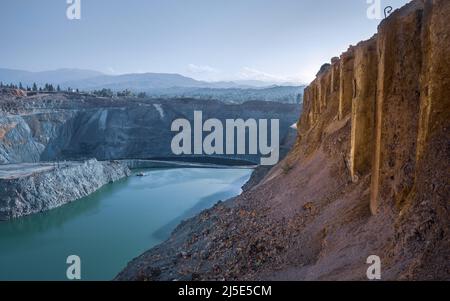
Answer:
[
  {"xmin": 416, "ymin": 0, "xmax": 450, "ymax": 164},
  {"xmin": 370, "ymin": 2, "xmax": 424, "ymax": 214},
  {"xmin": 299, "ymin": 86, "xmax": 313, "ymax": 132},
  {"xmin": 318, "ymin": 70, "xmax": 331, "ymax": 112},
  {"xmin": 339, "ymin": 48, "xmax": 355, "ymax": 120},
  {"xmin": 330, "ymin": 57, "xmax": 341, "ymax": 95},
  {"xmin": 349, "ymin": 39, "xmax": 378, "ymax": 182}
]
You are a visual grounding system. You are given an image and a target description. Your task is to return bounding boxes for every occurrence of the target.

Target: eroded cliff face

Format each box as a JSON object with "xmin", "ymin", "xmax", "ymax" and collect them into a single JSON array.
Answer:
[
  {"xmin": 299, "ymin": 0, "xmax": 449, "ymax": 216},
  {"xmin": 0, "ymin": 160, "xmax": 130, "ymax": 220},
  {"xmin": 117, "ymin": 0, "xmax": 449, "ymax": 281},
  {"xmin": 295, "ymin": 0, "xmax": 449, "ymax": 278},
  {"xmin": 0, "ymin": 95, "xmax": 300, "ymax": 164}
]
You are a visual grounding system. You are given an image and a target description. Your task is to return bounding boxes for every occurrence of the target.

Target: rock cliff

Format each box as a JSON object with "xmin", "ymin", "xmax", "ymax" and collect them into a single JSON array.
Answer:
[
  {"xmin": 0, "ymin": 160, "xmax": 130, "ymax": 220},
  {"xmin": 300, "ymin": 0, "xmax": 449, "ymax": 216},
  {"xmin": 117, "ymin": 0, "xmax": 449, "ymax": 280},
  {"xmin": 0, "ymin": 94, "xmax": 300, "ymax": 164}
]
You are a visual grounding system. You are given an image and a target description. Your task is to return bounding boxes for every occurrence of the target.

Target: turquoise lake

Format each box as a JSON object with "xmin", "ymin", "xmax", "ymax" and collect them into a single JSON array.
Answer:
[{"xmin": 0, "ymin": 168, "xmax": 252, "ymax": 280}]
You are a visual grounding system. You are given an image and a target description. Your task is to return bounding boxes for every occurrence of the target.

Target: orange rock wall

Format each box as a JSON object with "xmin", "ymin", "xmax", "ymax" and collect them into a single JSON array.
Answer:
[{"xmin": 298, "ymin": 0, "xmax": 450, "ymax": 215}]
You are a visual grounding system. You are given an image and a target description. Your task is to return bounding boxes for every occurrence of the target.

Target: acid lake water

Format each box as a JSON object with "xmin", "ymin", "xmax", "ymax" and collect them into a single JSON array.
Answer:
[{"xmin": 0, "ymin": 168, "xmax": 252, "ymax": 280}]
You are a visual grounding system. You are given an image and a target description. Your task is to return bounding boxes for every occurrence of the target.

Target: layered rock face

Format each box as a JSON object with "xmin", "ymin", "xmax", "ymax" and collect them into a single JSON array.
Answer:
[
  {"xmin": 0, "ymin": 114, "xmax": 43, "ymax": 164},
  {"xmin": 0, "ymin": 160, "xmax": 130, "ymax": 220},
  {"xmin": 117, "ymin": 0, "xmax": 448, "ymax": 281},
  {"xmin": 295, "ymin": 0, "xmax": 449, "ymax": 278},
  {"xmin": 300, "ymin": 0, "xmax": 449, "ymax": 216},
  {"xmin": 0, "ymin": 95, "xmax": 300, "ymax": 164}
]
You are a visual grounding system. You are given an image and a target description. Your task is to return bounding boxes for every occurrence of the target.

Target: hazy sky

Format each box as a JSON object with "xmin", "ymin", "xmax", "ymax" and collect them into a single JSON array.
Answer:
[{"xmin": 0, "ymin": 0, "xmax": 410, "ymax": 83}]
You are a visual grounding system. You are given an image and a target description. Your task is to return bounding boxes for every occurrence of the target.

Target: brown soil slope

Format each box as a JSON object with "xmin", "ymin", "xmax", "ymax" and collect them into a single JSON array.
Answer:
[{"xmin": 117, "ymin": 0, "xmax": 449, "ymax": 281}]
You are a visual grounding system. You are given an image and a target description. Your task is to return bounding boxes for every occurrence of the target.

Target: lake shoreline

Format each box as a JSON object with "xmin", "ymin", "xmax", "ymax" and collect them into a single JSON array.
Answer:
[
  {"xmin": 0, "ymin": 167, "xmax": 252, "ymax": 280},
  {"xmin": 0, "ymin": 159, "xmax": 130, "ymax": 221},
  {"xmin": 0, "ymin": 157, "xmax": 258, "ymax": 222},
  {"xmin": 120, "ymin": 158, "xmax": 257, "ymax": 170}
]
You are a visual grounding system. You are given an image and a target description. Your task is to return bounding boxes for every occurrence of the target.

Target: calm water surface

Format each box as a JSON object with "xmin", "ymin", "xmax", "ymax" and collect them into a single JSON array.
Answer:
[{"xmin": 0, "ymin": 168, "xmax": 252, "ymax": 280}]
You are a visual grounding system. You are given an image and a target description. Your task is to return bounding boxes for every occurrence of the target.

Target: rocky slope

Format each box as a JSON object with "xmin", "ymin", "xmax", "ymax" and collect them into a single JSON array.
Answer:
[
  {"xmin": 0, "ymin": 159, "xmax": 130, "ymax": 220},
  {"xmin": 116, "ymin": 0, "xmax": 449, "ymax": 280}
]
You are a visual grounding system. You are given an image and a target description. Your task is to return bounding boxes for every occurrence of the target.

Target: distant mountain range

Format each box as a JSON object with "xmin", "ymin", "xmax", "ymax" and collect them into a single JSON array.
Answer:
[
  {"xmin": 0, "ymin": 68, "xmax": 305, "ymax": 104},
  {"xmin": 0, "ymin": 68, "xmax": 302, "ymax": 90},
  {"xmin": 0, "ymin": 68, "xmax": 104, "ymax": 87}
]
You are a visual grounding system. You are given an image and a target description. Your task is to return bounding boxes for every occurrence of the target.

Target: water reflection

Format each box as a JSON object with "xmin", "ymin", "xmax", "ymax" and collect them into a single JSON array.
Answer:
[
  {"xmin": 152, "ymin": 174, "xmax": 249, "ymax": 239},
  {"xmin": 0, "ymin": 168, "xmax": 252, "ymax": 280},
  {"xmin": 0, "ymin": 177, "xmax": 130, "ymax": 236}
]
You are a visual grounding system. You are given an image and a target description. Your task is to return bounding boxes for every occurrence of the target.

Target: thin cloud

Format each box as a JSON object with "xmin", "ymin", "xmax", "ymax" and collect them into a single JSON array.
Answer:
[
  {"xmin": 106, "ymin": 67, "xmax": 118, "ymax": 75},
  {"xmin": 186, "ymin": 64, "xmax": 222, "ymax": 81},
  {"xmin": 187, "ymin": 64, "xmax": 220, "ymax": 74},
  {"xmin": 237, "ymin": 67, "xmax": 304, "ymax": 84}
]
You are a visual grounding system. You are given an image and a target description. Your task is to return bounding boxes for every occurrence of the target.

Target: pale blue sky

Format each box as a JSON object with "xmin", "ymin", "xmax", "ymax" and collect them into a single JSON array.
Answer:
[{"xmin": 0, "ymin": 0, "xmax": 410, "ymax": 83}]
